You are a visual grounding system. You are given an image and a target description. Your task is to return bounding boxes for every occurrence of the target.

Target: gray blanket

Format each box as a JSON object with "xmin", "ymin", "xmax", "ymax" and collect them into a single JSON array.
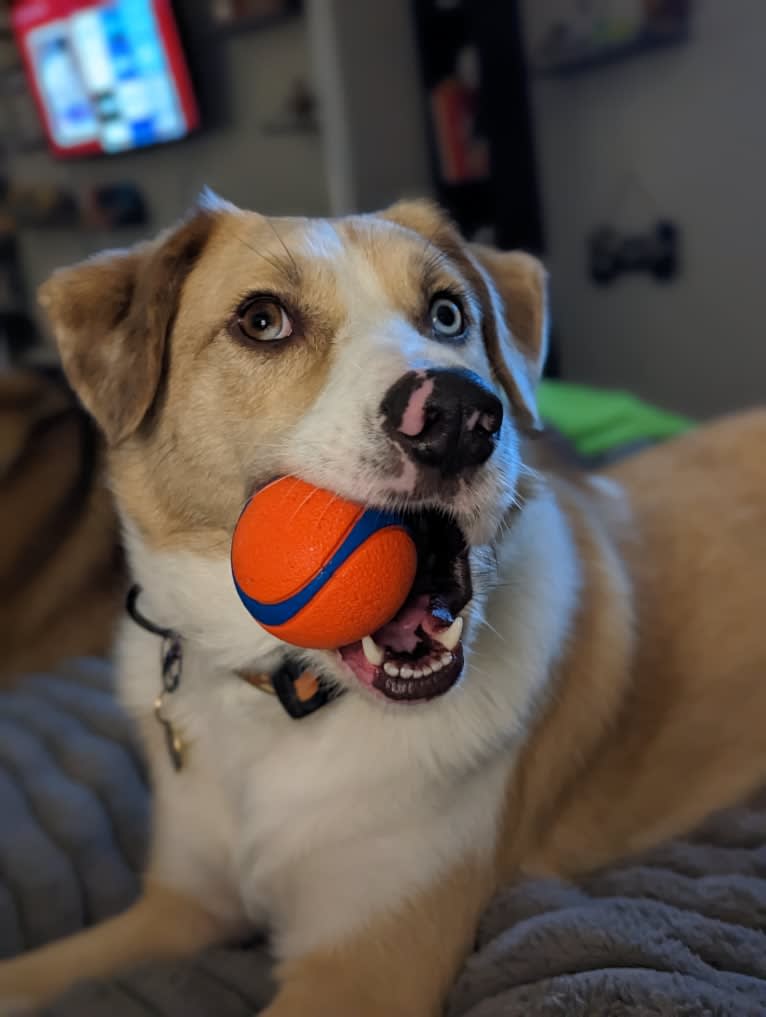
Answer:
[{"xmin": 2, "ymin": 662, "xmax": 765, "ymax": 1016}]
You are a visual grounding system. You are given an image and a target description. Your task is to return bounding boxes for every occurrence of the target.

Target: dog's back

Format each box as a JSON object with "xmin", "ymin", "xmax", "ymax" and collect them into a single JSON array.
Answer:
[
  {"xmin": 0, "ymin": 369, "xmax": 124, "ymax": 685},
  {"xmin": 508, "ymin": 408, "xmax": 766, "ymax": 878}
]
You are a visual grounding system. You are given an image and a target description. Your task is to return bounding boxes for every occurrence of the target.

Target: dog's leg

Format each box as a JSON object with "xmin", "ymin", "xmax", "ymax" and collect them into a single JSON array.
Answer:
[
  {"xmin": 0, "ymin": 882, "xmax": 229, "ymax": 1009},
  {"xmin": 262, "ymin": 861, "xmax": 493, "ymax": 1017}
]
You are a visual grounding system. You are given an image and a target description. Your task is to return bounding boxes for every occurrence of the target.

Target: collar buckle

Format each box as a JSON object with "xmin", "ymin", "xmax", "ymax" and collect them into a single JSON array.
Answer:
[{"xmin": 271, "ymin": 660, "xmax": 330, "ymax": 719}]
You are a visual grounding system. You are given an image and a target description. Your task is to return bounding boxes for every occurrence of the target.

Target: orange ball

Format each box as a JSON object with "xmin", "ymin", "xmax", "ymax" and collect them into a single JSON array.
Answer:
[{"xmin": 231, "ymin": 477, "xmax": 417, "ymax": 650}]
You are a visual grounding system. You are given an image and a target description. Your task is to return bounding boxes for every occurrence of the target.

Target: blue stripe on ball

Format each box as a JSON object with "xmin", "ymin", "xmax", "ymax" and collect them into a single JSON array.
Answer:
[{"xmin": 233, "ymin": 507, "xmax": 406, "ymax": 627}]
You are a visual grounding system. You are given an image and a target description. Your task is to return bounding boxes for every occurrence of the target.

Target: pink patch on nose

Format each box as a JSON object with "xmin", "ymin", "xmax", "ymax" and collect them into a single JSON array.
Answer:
[
  {"xmin": 399, "ymin": 377, "xmax": 435, "ymax": 437},
  {"xmin": 465, "ymin": 409, "xmax": 481, "ymax": 431}
]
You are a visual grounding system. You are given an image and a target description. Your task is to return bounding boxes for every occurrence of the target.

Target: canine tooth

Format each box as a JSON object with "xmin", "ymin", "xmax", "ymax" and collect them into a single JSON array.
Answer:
[
  {"xmin": 437, "ymin": 616, "xmax": 463, "ymax": 651},
  {"xmin": 384, "ymin": 662, "xmax": 399, "ymax": 677},
  {"xmin": 401, "ymin": 666, "xmax": 414, "ymax": 678},
  {"xmin": 440, "ymin": 652, "xmax": 452, "ymax": 667},
  {"xmin": 362, "ymin": 635, "xmax": 385, "ymax": 666}
]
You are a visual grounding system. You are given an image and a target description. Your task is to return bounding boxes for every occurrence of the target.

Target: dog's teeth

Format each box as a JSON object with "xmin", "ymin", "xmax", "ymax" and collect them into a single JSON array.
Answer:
[
  {"xmin": 440, "ymin": 652, "xmax": 452, "ymax": 667},
  {"xmin": 384, "ymin": 662, "xmax": 399, "ymax": 677},
  {"xmin": 412, "ymin": 667, "xmax": 423, "ymax": 678},
  {"xmin": 401, "ymin": 666, "xmax": 413, "ymax": 678},
  {"xmin": 437, "ymin": 616, "xmax": 463, "ymax": 651},
  {"xmin": 362, "ymin": 635, "xmax": 385, "ymax": 666},
  {"xmin": 421, "ymin": 665, "xmax": 433, "ymax": 676}
]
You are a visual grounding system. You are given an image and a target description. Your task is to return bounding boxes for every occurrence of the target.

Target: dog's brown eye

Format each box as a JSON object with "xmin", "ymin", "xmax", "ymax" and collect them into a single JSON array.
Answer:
[{"xmin": 237, "ymin": 298, "xmax": 293, "ymax": 343}]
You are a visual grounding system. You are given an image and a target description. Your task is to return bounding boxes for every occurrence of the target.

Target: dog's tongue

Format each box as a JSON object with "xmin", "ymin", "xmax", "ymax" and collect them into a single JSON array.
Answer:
[{"xmin": 372, "ymin": 593, "xmax": 453, "ymax": 652}]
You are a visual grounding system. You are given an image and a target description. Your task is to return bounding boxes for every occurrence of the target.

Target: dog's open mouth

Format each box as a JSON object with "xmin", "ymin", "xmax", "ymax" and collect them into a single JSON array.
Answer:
[{"xmin": 338, "ymin": 511, "xmax": 471, "ymax": 703}]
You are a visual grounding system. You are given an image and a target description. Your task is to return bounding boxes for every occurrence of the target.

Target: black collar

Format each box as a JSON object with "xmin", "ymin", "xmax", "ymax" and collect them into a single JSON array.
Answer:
[{"xmin": 126, "ymin": 584, "xmax": 336, "ymax": 721}]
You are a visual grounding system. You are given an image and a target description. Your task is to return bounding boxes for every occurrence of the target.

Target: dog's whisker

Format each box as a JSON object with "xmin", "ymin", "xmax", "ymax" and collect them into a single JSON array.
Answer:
[
  {"xmin": 464, "ymin": 662, "xmax": 491, "ymax": 679},
  {"xmin": 421, "ymin": 221, "xmax": 448, "ymax": 271},
  {"xmin": 245, "ymin": 442, "xmax": 289, "ymax": 454},
  {"xmin": 315, "ymin": 492, "xmax": 343, "ymax": 527},
  {"xmin": 231, "ymin": 229, "xmax": 289, "ymax": 278},
  {"xmin": 288, "ymin": 485, "xmax": 323, "ymax": 525},
  {"xmin": 478, "ymin": 618, "xmax": 507, "ymax": 643},
  {"xmin": 342, "ymin": 355, "xmax": 370, "ymax": 374},
  {"xmin": 263, "ymin": 217, "xmax": 300, "ymax": 287}
]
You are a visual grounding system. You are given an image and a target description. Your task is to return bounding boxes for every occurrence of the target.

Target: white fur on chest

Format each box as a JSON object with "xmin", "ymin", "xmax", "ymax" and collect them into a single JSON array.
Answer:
[{"xmin": 119, "ymin": 493, "xmax": 577, "ymax": 958}]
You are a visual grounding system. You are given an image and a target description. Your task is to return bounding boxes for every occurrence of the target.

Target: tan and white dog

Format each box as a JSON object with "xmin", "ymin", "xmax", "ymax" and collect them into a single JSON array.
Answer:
[{"xmin": 1, "ymin": 195, "xmax": 765, "ymax": 1016}]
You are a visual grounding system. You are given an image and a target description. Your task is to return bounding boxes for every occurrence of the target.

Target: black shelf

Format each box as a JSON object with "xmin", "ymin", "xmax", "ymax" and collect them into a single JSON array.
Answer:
[
  {"xmin": 212, "ymin": 3, "xmax": 300, "ymax": 37},
  {"xmin": 535, "ymin": 26, "xmax": 689, "ymax": 78}
]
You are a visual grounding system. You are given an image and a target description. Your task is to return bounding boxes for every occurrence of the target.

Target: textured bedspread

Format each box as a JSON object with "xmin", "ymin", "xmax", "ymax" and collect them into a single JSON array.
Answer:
[{"xmin": 2, "ymin": 662, "xmax": 765, "ymax": 1016}]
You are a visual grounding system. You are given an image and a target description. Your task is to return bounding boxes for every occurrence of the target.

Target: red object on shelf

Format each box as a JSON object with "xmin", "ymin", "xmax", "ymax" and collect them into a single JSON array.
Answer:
[
  {"xmin": 11, "ymin": 0, "xmax": 199, "ymax": 158},
  {"xmin": 430, "ymin": 76, "xmax": 490, "ymax": 187}
]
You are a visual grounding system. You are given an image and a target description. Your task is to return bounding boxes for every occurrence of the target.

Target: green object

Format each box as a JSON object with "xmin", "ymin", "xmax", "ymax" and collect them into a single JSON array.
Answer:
[{"xmin": 537, "ymin": 380, "xmax": 693, "ymax": 457}]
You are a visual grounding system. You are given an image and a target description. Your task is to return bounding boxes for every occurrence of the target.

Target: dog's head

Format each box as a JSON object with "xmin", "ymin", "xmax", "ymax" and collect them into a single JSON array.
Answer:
[{"xmin": 40, "ymin": 195, "xmax": 547, "ymax": 705}]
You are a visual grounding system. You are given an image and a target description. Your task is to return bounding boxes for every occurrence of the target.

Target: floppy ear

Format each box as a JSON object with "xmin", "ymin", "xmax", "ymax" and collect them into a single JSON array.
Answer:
[
  {"xmin": 467, "ymin": 244, "xmax": 548, "ymax": 434},
  {"xmin": 38, "ymin": 202, "xmax": 219, "ymax": 446},
  {"xmin": 380, "ymin": 200, "xmax": 548, "ymax": 433}
]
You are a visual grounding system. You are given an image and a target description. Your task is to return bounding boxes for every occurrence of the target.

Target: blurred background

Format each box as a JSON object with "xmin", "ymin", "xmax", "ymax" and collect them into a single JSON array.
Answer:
[
  {"xmin": 0, "ymin": 0, "xmax": 764, "ymax": 978},
  {"xmin": 1, "ymin": 0, "xmax": 765, "ymax": 681},
  {"xmin": 0, "ymin": 0, "xmax": 762, "ymax": 418}
]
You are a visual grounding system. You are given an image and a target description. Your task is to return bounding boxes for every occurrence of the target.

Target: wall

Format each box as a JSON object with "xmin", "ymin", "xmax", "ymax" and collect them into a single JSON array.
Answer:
[
  {"xmin": 307, "ymin": 0, "xmax": 433, "ymax": 214},
  {"xmin": 521, "ymin": 0, "xmax": 766, "ymax": 417},
  {"xmin": 10, "ymin": 15, "xmax": 328, "ymax": 332}
]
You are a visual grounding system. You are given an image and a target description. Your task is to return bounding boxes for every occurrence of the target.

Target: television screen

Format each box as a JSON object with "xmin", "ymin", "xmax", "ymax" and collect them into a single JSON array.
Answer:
[{"xmin": 11, "ymin": 0, "xmax": 199, "ymax": 157}]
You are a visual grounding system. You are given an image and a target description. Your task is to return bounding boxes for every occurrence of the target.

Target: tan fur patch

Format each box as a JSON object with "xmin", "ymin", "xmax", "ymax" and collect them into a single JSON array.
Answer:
[
  {"xmin": 0, "ymin": 370, "xmax": 122, "ymax": 686},
  {"xmin": 501, "ymin": 409, "xmax": 766, "ymax": 878},
  {"xmin": 267, "ymin": 860, "xmax": 494, "ymax": 1017},
  {"xmin": 39, "ymin": 209, "xmax": 217, "ymax": 446}
]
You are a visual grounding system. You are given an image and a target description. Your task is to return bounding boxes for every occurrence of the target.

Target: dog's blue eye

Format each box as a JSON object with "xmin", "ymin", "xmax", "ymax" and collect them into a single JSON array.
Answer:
[{"xmin": 430, "ymin": 296, "xmax": 464, "ymax": 339}]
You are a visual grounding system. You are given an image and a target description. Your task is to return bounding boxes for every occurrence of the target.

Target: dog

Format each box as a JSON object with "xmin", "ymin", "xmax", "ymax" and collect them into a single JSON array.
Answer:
[
  {"xmin": 1, "ymin": 194, "xmax": 765, "ymax": 1016},
  {"xmin": 0, "ymin": 367, "xmax": 123, "ymax": 687}
]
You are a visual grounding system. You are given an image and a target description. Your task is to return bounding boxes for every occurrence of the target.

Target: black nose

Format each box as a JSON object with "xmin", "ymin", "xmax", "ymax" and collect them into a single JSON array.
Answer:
[{"xmin": 381, "ymin": 368, "xmax": 503, "ymax": 475}]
